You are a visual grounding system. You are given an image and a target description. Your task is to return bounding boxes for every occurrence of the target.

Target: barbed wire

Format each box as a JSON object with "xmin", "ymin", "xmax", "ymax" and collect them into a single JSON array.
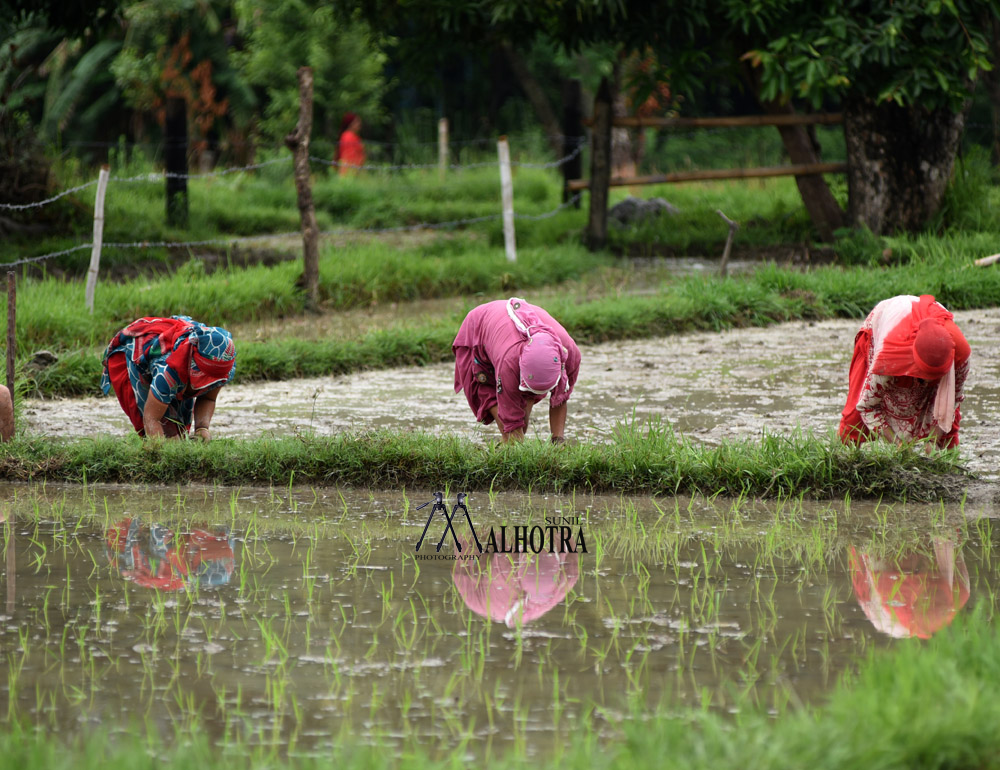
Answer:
[
  {"xmin": 62, "ymin": 133, "xmax": 587, "ymax": 151},
  {"xmin": 110, "ymin": 157, "xmax": 291, "ymax": 183},
  {"xmin": 310, "ymin": 143, "xmax": 584, "ymax": 173},
  {"xmin": 3, "ymin": 143, "xmax": 583, "ymax": 212},
  {"xmin": 0, "ymin": 180, "xmax": 100, "ymax": 211},
  {"xmin": 4, "ymin": 196, "xmax": 582, "ymax": 268},
  {"xmin": 515, "ymin": 194, "xmax": 583, "ymax": 219},
  {"xmin": 1, "ymin": 244, "xmax": 94, "ymax": 268}
]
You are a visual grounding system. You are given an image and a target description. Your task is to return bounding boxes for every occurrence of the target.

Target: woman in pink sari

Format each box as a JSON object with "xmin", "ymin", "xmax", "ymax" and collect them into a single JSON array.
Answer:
[
  {"xmin": 453, "ymin": 297, "xmax": 581, "ymax": 443},
  {"xmin": 839, "ymin": 294, "xmax": 970, "ymax": 449}
]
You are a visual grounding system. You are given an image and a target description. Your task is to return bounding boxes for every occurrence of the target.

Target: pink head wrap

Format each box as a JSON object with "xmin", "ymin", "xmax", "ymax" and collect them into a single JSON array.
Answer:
[{"xmin": 506, "ymin": 297, "xmax": 567, "ymax": 395}]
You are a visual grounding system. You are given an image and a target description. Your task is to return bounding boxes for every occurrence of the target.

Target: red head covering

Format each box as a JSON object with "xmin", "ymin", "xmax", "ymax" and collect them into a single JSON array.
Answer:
[
  {"xmin": 871, "ymin": 295, "xmax": 971, "ymax": 432},
  {"xmin": 912, "ymin": 319, "xmax": 955, "ymax": 376},
  {"xmin": 873, "ymin": 295, "xmax": 957, "ymax": 380}
]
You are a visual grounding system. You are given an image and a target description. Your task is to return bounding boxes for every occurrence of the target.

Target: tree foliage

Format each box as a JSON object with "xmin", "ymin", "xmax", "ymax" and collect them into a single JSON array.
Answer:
[
  {"xmin": 742, "ymin": 0, "xmax": 997, "ymax": 111},
  {"xmin": 350, "ymin": 0, "xmax": 1000, "ymax": 114},
  {"xmin": 233, "ymin": 0, "xmax": 388, "ymax": 146},
  {"xmin": 111, "ymin": 0, "xmax": 256, "ymax": 145}
]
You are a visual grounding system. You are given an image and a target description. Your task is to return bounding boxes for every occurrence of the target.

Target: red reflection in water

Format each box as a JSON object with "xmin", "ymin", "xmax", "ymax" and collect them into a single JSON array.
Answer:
[
  {"xmin": 849, "ymin": 537, "xmax": 970, "ymax": 639},
  {"xmin": 106, "ymin": 518, "xmax": 235, "ymax": 591}
]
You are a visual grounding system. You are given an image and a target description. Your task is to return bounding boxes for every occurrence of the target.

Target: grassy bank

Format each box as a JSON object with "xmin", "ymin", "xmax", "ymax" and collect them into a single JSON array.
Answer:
[
  {"xmin": 13, "ymin": 239, "xmax": 606, "ymax": 352},
  {"xmin": 0, "ymin": 426, "xmax": 968, "ymax": 500},
  {"xmin": 3, "ymin": 605, "xmax": 999, "ymax": 769},
  {"xmin": 25, "ymin": 246, "xmax": 1000, "ymax": 398}
]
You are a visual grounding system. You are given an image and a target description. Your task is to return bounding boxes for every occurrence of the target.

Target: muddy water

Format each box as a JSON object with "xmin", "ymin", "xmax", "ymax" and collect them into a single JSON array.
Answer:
[
  {"xmin": 24, "ymin": 308, "xmax": 1000, "ymax": 479},
  {"xmin": 1, "ymin": 485, "xmax": 998, "ymax": 756}
]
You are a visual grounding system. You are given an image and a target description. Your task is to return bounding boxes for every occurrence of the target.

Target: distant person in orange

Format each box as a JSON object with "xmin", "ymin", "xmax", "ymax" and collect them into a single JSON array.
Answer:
[{"xmin": 336, "ymin": 112, "xmax": 365, "ymax": 175}]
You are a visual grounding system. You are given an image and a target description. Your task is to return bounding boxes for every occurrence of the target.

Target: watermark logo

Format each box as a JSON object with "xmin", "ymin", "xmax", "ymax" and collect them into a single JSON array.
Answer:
[
  {"xmin": 413, "ymin": 492, "xmax": 587, "ymax": 559},
  {"xmin": 415, "ymin": 492, "xmax": 482, "ymax": 553}
]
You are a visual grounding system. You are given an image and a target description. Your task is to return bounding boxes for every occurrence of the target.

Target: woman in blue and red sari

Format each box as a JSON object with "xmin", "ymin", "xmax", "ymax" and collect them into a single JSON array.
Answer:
[{"xmin": 101, "ymin": 316, "xmax": 236, "ymax": 441}]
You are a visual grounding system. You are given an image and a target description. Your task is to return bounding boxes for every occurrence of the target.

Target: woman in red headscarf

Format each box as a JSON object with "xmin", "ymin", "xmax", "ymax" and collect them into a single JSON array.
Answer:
[
  {"xmin": 453, "ymin": 297, "xmax": 581, "ymax": 443},
  {"xmin": 335, "ymin": 112, "xmax": 365, "ymax": 175},
  {"xmin": 839, "ymin": 295, "xmax": 970, "ymax": 449}
]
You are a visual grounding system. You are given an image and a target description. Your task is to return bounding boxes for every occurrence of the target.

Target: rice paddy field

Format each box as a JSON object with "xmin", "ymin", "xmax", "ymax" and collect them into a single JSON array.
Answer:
[
  {"xmin": 6, "ymin": 142, "xmax": 1000, "ymax": 768},
  {"xmin": 3, "ymin": 484, "xmax": 999, "ymax": 767}
]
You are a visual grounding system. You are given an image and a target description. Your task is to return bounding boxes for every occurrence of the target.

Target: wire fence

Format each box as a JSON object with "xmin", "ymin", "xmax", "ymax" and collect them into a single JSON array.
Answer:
[
  {"xmin": 4, "ymin": 132, "xmax": 584, "ymax": 299},
  {"xmin": 2, "ymin": 135, "xmax": 583, "ymax": 211},
  {"xmin": 6, "ymin": 171, "xmax": 583, "ymax": 271}
]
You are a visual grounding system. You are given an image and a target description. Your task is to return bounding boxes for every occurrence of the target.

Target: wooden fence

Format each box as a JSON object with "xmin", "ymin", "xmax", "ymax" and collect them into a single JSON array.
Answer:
[{"xmin": 560, "ymin": 79, "xmax": 846, "ymax": 250}]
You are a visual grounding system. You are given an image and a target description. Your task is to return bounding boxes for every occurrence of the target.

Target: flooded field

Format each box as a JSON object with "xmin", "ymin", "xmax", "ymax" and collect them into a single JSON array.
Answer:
[
  {"xmin": 22, "ymin": 308, "xmax": 1000, "ymax": 480},
  {"xmin": 1, "ymin": 484, "xmax": 996, "ymax": 757}
]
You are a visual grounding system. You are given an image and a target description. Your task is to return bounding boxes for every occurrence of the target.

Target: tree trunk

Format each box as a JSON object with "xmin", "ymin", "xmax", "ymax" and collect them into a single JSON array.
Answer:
[
  {"xmin": 758, "ymin": 100, "xmax": 845, "ymax": 241},
  {"xmin": 611, "ymin": 60, "xmax": 635, "ymax": 179},
  {"xmin": 981, "ymin": 17, "xmax": 1000, "ymax": 164},
  {"xmin": 165, "ymin": 96, "xmax": 189, "ymax": 228},
  {"xmin": 586, "ymin": 77, "xmax": 613, "ymax": 251},
  {"xmin": 743, "ymin": 62, "xmax": 845, "ymax": 241},
  {"xmin": 844, "ymin": 95, "xmax": 967, "ymax": 234},
  {"xmin": 562, "ymin": 78, "xmax": 584, "ymax": 205},
  {"xmin": 284, "ymin": 67, "xmax": 320, "ymax": 312},
  {"xmin": 500, "ymin": 42, "xmax": 562, "ymax": 157}
]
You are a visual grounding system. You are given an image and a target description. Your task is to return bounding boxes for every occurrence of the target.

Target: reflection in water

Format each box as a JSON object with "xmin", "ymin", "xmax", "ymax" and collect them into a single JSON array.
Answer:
[
  {"xmin": 453, "ymin": 545, "xmax": 579, "ymax": 627},
  {"xmin": 849, "ymin": 537, "xmax": 971, "ymax": 639},
  {"xmin": 4, "ymin": 511, "xmax": 12, "ymax": 614},
  {"xmin": 105, "ymin": 518, "xmax": 236, "ymax": 591}
]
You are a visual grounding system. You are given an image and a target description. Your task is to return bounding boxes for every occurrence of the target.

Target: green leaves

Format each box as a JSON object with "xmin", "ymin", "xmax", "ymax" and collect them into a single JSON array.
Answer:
[{"xmin": 746, "ymin": 0, "xmax": 997, "ymax": 111}]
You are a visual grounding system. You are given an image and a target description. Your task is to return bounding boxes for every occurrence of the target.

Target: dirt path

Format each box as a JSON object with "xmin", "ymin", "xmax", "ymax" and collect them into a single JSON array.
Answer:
[{"xmin": 23, "ymin": 307, "xmax": 1000, "ymax": 479}]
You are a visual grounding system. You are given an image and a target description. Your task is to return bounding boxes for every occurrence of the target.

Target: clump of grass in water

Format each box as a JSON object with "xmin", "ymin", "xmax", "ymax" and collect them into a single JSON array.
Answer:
[{"xmin": 0, "ymin": 421, "xmax": 970, "ymax": 500}]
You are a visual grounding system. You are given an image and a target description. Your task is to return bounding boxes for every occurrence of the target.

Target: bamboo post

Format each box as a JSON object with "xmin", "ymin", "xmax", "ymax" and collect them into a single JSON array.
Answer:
[
  {"xmin": 284, "ymin": 67, "xmax": 321, "ymax": 312},
  {"xmin": 717, "ymin": 210, "xmax": 739, "ymax": 278},
  {"xmin": 5, "ymin": 271, "xmax": 15, "ymax": 438},
  {"xmin": 562, "ymin": 78, "xmax": 583, "ymax": 206},
  {"xmin": 438, "ymin": 118, "xmax": 449, "ymax": 179},
  {"xmin": 497, "ymin": 136, "xmax": 517, "ymax": 262},
  {"xmin": 586, "ymin": 77, "xmax": 613, "ymax": 251},
  {"xmin": 85, "ymin": 164, "xmax": 110, "ymax": 313}
]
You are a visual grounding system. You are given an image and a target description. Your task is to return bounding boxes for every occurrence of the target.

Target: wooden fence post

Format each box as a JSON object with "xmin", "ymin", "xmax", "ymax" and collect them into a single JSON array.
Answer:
[
  {"xmin": 586, "ymin": 77, "xmax": 612, "ymax": 251},
  {"xmin": 562, "ymin": 78, "xmax": 583, "ymax": 206},
  {"xmin": 4, "ymin": 271, "xmax": 15, "ymax": 440},
  {"xmin": 284, "ymin": 66, "xmax": 321, "ymax": 312},
  {"xmin": 86, "ymin": 165, "xmax": 110, "ymax": 313},
  {"xmin": 165, "ymin": 96, "xmax": 189, "ymax": 228},
  {"xmin": 716, "ymin": 210, "xmax": 739, "ymax": 278},
  {"xmin": 438, "ymin": 118, "xmax": 449, "ymax": 179},
  {"xmin": 497, "ymin": 136, "xmax": 517, "ymax": 262}
]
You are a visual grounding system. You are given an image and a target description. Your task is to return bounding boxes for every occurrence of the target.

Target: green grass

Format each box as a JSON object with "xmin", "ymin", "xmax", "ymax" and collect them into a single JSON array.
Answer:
[
  {"xmin": 23, "ymin": 244, "xmax": 1000, "ymax": 398},
  {"xmin": 3, "ymin": 604, "xmax": 1000, "ymax": 768},
  {"xmin": 1, "ymin": 153, "xmax": 578, "ymax": 273},
  {"xmin": 11, "ymin": 237, "xmax": 605, "ymax": 352},
  {"xmin": 0, "ymin": 424, "xmax": 969, "ymax": 500}
]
